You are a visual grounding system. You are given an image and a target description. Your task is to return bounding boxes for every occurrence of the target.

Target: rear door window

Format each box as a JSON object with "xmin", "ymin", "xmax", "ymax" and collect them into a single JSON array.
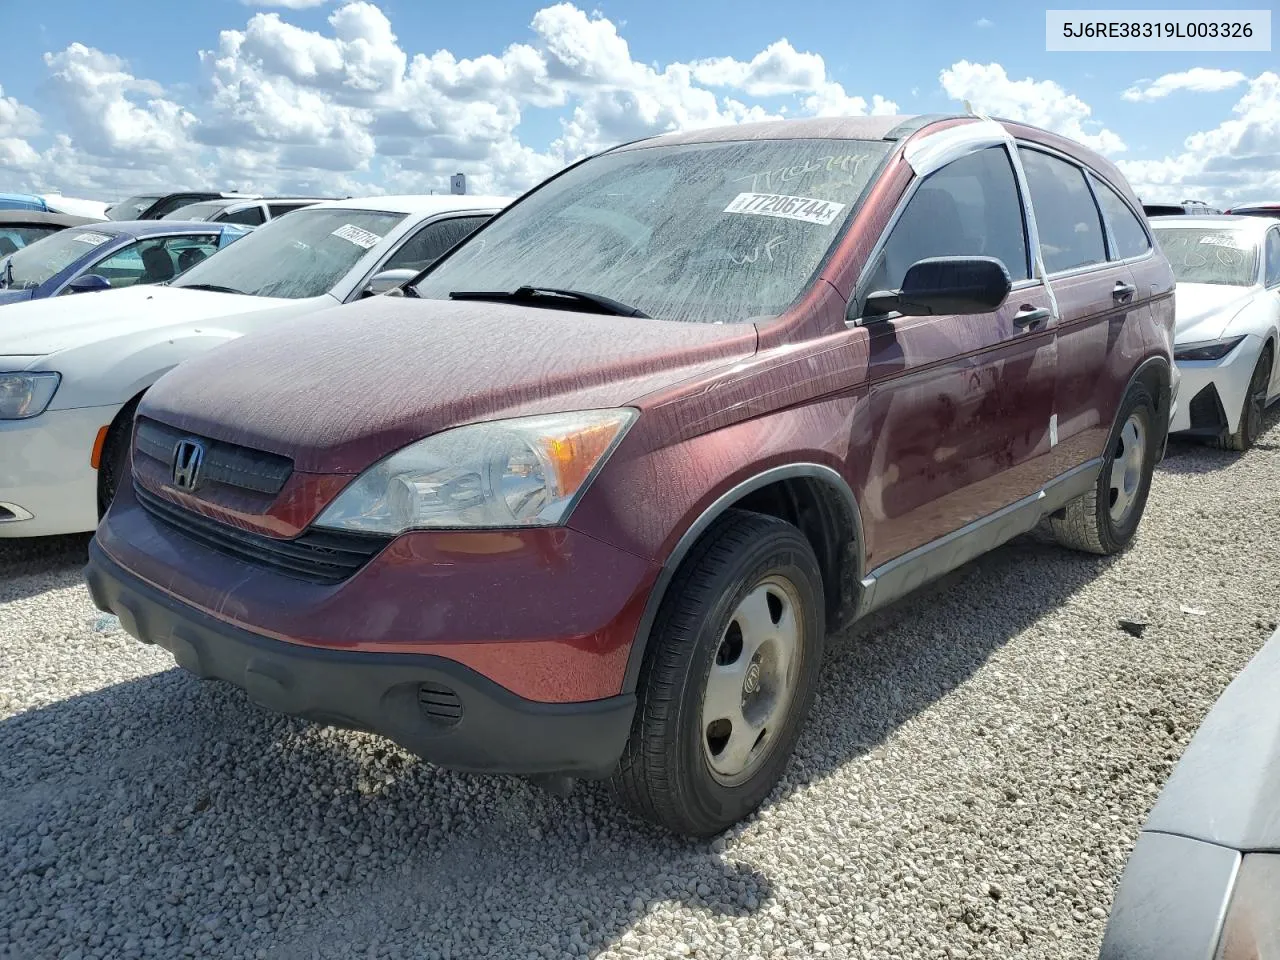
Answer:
[
  {"xmin": 1019, "ymin": 148, "xmax": 1107, "ymax": 274},
  {"xmin": 1091, "ymin": 176, "xmax": 1151, "ymax": 261},
  {"xmin": 864, "ymin": 145, "xmax": 1031, "ymax": 296}
]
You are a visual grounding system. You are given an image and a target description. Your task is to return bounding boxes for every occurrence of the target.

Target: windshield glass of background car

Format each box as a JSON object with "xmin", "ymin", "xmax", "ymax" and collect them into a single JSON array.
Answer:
[
  {"xmin": 1153, "ymin": 228, "xmax": 1259, "ymax": 286},
  {"xmin": 107, "ymin": 195, "xmax": 161, "ymax": 220},
  {"xmin": 0, "ymin": 227, "xmax": 113, "ymax": 290},
  {"xmin": 413, "ymin": 138, "xmax": 891, "ymax": 323},
  {"xmin": 162, "ymin": 202, "xmax": 222, "ymax": 221},
  {"xmin": 171, "ymin": 209, "xmax": 405, "ymax": 299}
]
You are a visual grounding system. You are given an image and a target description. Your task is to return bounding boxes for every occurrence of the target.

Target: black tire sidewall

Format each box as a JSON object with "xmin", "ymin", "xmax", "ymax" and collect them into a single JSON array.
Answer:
[
  {"xmin": 1098, "ymin": 384, "xmax": 1157, "ymax": 550},
  {"xmin": 666, "ymin": 525, "xmax": 824, "ymax": 834}
]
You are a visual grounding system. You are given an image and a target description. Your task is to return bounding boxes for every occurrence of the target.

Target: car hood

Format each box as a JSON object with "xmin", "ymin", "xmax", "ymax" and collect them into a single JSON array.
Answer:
[
  {"xmin": 1173, "ymin": 283, "xmax": 1258, "ymax": 344},
  {"xmin": 141, "ymin": 297, "xmax": 759, "ymax": 474},
  {"xmin": 0, "ymin": 288, "xmax": 34, "ymax": 306},
  {"xmin": 0, "ymin": 284, "xmax": 294, "ymax": 355}
]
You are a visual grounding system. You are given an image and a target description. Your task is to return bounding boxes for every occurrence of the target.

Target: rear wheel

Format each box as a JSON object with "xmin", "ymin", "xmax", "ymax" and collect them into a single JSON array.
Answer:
[
  {"xmin": 1047, "ymin": 382, "xmax": 1157, "ymax": 555},
  {"xmin": 1215, "ymin": 345, "xmax": 1272, "ymax": 452},
  {"xmin": 611, "ymin": 510, "xmax": 825, "ymax": 836}
]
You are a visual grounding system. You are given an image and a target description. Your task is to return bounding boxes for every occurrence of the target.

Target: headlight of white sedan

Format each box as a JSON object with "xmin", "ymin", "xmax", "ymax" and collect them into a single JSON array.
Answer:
[
  {"xmin": 0, "ymin": 372, "xmax": 61, "ymax": 420},
  {"xmin": 314, "ymin": 408, "xmax": 637, "ymax": 534},
  {"xmin": 1174, "ymin": 335, "xmax": 1247, "ymax": 362}
]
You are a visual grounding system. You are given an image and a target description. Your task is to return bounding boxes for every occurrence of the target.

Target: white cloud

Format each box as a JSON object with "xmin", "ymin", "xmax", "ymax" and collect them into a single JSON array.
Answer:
[
  {"xmin": 1118, "ymin": 71, "xmax": 1280, "ymax": 206},
  {"xmin": 690, "ymin": 40, "xmax": 826, "ymax": 96},
  {"xmin": 975, "ymin": 17, "xmax": 994, "ymax": 28},
  {"xmin": 940, "ymin": 59, "xmax": 1125, "ymax": 155},
  {"xmin": 1122, "ymin": 68, "xmax": 1248, "ymax": 102},
  {"xmin": 0, "ymin": 85, "xmax": 41, "ymax": 139}
]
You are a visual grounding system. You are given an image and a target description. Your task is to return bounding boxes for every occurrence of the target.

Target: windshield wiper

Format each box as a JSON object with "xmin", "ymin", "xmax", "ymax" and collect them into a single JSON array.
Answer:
[
  {"xmin": 449, "ymin": 285, "xmax": 648, "ymax": 318},
  {"xmin": 178, "ymin": 283, "xmax": 245, "ymax": 295}
]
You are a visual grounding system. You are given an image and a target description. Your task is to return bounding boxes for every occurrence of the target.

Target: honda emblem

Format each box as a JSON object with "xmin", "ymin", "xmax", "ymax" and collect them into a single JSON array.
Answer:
[{"xmin": 172, "ymin": 439, "xmax": 206, "ymax": 491}]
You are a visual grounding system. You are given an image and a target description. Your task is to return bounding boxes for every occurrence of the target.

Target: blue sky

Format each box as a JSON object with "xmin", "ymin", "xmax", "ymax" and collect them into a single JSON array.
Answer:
[{"xmin": 0, "ymin": 0, "xmax": 1276, "ymax": 204}]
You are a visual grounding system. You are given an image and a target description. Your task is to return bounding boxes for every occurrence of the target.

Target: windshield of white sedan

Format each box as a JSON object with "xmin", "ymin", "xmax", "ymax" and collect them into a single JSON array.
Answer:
[
  {"xmin": 1153, "ymin": 228, "xmax": 1258, "ymax": 286},
  {"xmin": 0, "ymin": 227, "xmax": 114, "ymax": 290},
  {"xmin": 171, "ymin": 209, "xmax": 405, "ymax": 299},
  {"xmin": 414, "ymin": 138, "xmax": 891, "ymax": 323}
]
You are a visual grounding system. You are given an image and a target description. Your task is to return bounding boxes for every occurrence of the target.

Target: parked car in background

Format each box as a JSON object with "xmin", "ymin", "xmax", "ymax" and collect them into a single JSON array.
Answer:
[
  {"xmin": 1101, "ymin": 627, "xmax": 1280, "ymax": 960},
  {"xmin": 105, "ymin": 192, "xmax": 250, "ymax": 221},
  {"xmin": 85, "ymin": 115, "xmax": 1174, "ymax": 836},
  {"xmin": 1151, "ymin": 215, "xmax": 1280, "ymax": 450},
  {"xmin": 160, "ymin": 197, "xmax": 327, "ymax": 227},
  {"xmin": 0, "ymin": 211, "xmax": 99, "ymax": 254},
  {"xmin": 0, "ymin": 194, "xmax": 506, "ymax": 537},
  {"xmin": 0, "ymin": 220, "xmax": 251, "ymax": 305},
  {"xmin": 1224, "ymin": 200, "xmax": 1280, "ymax": 219},
  {"xmin": 1143, "ymin": 200, "xmax": 1221, "ymax": 217},
  {"xmin": 0, "ymin": 193, "xmax": 109, "ymax": 218}
]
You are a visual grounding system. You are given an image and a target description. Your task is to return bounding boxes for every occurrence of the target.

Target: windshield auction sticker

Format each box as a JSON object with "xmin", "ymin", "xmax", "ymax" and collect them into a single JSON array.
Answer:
[
  {"xmin": 724, "ymin": 193, "xmax": 846, "ymax": 226},
  {"xmin": 331, "ymin": 224, "xmax": 382, "ymax": 249},
  {"xmin": 72, "ymin": 232, "xmax": 113, "ymax": 245}
]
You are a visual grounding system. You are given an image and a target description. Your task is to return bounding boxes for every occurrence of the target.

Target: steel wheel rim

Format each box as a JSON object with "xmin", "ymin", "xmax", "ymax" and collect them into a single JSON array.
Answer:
[
  {"xmin": 701, "ymin": 575, "xmax": 803, "ymax": 786},
  {"xmin": 1109, "ymin": 413, "xmax": 1146, "ymax": 524}
]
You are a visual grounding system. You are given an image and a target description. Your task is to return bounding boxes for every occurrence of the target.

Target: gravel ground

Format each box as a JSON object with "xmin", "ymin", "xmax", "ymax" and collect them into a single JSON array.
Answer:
[{"xmin": 2, "ymin": 418, "xmax": 1278, "ymax": 960}]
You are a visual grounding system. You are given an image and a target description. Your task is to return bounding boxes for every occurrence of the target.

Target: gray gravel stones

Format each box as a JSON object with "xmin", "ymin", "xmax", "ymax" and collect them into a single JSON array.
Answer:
[{"xmin": 2, "ymin": 422, "xmax": 1279, "ymax": 959}]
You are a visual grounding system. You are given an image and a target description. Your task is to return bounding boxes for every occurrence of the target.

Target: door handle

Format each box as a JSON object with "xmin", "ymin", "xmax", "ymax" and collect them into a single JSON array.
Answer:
[
  {"xmin": 1113, "ymin": 281, "xmax": 1137, "ymax": 301},
  {"xmin": 1012, "ymin": 306, "xmax": 1052, "ymax": 328}
]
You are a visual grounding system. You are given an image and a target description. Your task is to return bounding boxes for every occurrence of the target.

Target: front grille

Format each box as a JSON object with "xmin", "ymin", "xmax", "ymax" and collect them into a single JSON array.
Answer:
[
  {"xmin": 134, "ymin": 482, "xmax": 388, "ymax": 585},
  {"xmin": 135, "ymin": 419, "xmax": 293, "ymax": 495},
  {"xmin": 418, "ymin": 683, "xmax": 463, "ymax": 726}
]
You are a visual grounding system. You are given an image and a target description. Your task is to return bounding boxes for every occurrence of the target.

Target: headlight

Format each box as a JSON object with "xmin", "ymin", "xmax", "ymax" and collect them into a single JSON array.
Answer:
[
  {"xmin": 1175, "ymin": 335, "xmax": 1247, "ymax": 362},
  {"xmin": 0, "ymin": 372, "xmax": 61, "ymax": 420},
  {"xmin": 314, "ymin": 408, "xmax": 637, "ymax": 534}
]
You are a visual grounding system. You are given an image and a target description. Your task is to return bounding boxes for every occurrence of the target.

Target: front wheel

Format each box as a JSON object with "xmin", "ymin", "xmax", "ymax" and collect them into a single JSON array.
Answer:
[
  {"xmin": 611, "ymin": 510, "xmax": 825, "ymax": 836},
  {"xmin": 1215, "ymin": 345, "xmax": 1272, "ymax": 452},
  {"xmin": 1047, "ymin": 383, "xmax": 1157, "ymax": 555}
]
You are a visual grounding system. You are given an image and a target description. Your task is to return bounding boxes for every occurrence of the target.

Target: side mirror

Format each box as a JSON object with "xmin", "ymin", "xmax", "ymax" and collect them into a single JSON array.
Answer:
[
  {"xmin": 66, "ymin": 274, "xmax": 112, "ymax": 294},
  {"xmin": 863, "ymin": 256, "xmax": 1012, "ymax": 318},
  {"xmin": 361, "ymin": 268, "xmax": 419, "ymax": 298}
]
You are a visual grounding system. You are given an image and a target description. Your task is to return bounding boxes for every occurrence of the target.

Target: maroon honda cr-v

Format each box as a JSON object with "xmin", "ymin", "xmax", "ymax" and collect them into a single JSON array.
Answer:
[{"xmin": 86, "ymin": 115, "xmax": 1176, "ymax": 835}]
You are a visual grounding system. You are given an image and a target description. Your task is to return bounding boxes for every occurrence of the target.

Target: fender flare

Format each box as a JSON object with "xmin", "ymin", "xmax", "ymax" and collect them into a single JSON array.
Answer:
[
  {"xmin": 1126, "ymin": 354, "xmax": 1173, "ymax": 458},
  {"xmin": 621, "ymin": 462, "xmax": 864, "ymax": 694}
]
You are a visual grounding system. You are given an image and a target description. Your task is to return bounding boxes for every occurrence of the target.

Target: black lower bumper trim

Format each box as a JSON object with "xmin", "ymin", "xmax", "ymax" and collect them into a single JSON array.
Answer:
[{"xmin": 84, "ymin": 539, "xmax": 635, "ymax": 777}]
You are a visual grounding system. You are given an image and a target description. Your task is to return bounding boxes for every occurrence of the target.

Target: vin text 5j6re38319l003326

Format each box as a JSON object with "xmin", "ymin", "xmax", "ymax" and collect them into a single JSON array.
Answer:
[{"xmin": 85, "ymin": 114, "xmax": 1176, "ymax": 836}]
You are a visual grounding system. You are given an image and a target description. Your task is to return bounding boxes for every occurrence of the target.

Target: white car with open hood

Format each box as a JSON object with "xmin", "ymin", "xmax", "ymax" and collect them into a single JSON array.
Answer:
[
  {"xmin": 0, "ymin": 193, "xmax": 509, "ymax": 537},
  {"xmin": 1151, "ymin": 215, "xmax": 1280, "ymax": 451}
]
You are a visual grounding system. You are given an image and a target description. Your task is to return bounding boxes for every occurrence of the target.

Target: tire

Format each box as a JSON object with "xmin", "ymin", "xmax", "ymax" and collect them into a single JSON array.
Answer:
[
  {"xmin": 1048, "ymin": 382, "xmax": 1157, "ymax": 555},
  {"xmin": 97, "ymin": 397, "xmax": 141, "ymax": 518},
  {"xmin": 611, "ymin": 509, "xmax": 825, "ymax": 836},
  {"xmin": 1213, "ymin": 345, "xmax": 1272, "ymax": 453}
]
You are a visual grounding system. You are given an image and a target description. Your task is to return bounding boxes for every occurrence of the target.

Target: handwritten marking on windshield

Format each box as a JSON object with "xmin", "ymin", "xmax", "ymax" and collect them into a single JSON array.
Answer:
[
  {"xmin": 731, "ymin": 235, "xmax": 788, "ymax": 266},
  {"xmin": 731, "ymin": 154, "xmax": 871, "ymax": 193}
]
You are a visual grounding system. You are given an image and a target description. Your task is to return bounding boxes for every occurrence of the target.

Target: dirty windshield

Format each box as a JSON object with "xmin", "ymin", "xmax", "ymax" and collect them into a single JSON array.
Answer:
[
  {"xmin": 414, "ymin": 138, "xmax": 890, "ymax": 323},
  {"xmin": 0, "ymin": 226, "xmax": 114, "ymax": 290},
  {"xmin": 1153, "ymin": 227, "xmax": 1259, "ymax": 286}
]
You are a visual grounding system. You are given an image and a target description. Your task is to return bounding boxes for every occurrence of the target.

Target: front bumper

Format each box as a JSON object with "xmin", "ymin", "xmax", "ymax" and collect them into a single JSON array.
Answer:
[
  {"xmin": 0, "ymin": 403, "xmax": 116, "ymax": 537},
  {"xmin": 86, "ymin": 538, "xmax": 637, "ymax": 777},
  {"xmin": 1169, "ymin": 335, "xmax": 1261, "ymax": 436}
]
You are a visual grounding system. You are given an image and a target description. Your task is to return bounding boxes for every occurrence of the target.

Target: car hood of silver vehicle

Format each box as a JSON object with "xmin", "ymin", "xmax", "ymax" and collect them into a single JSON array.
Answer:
[{"xmin": 1172, "ymin": 282, "xmax": 1261, "ymax": 343}]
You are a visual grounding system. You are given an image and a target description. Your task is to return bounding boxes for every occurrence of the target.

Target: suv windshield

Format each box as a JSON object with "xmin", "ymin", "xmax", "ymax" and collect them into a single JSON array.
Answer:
[
  {"xmin": 1153, "ymin": 227, "xmax": 1259, "ymax": 286},
  {"xmin": 171, "ymin": 208, "xmax": 405, "ymax": 299},
  {"xmin": 107, "ymin": 195, "xmax": 163, "ymax": 220},
  {"xmin": 0, "ymin": 226, "xmax": 116, "ymax": 290},
  {"xmin": 414, "ymin": 138, "xmax": 891, "ymax": 323}
]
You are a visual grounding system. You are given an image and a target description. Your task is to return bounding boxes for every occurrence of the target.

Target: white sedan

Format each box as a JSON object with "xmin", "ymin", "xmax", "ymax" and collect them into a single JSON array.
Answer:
[
  {"xmin": 0, "ymin": 193, "xmax": 508, "ymax": 537},
  {"xmin": 1152, "ymin": 215, "xmax": 1280, "ymax": 451}
]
